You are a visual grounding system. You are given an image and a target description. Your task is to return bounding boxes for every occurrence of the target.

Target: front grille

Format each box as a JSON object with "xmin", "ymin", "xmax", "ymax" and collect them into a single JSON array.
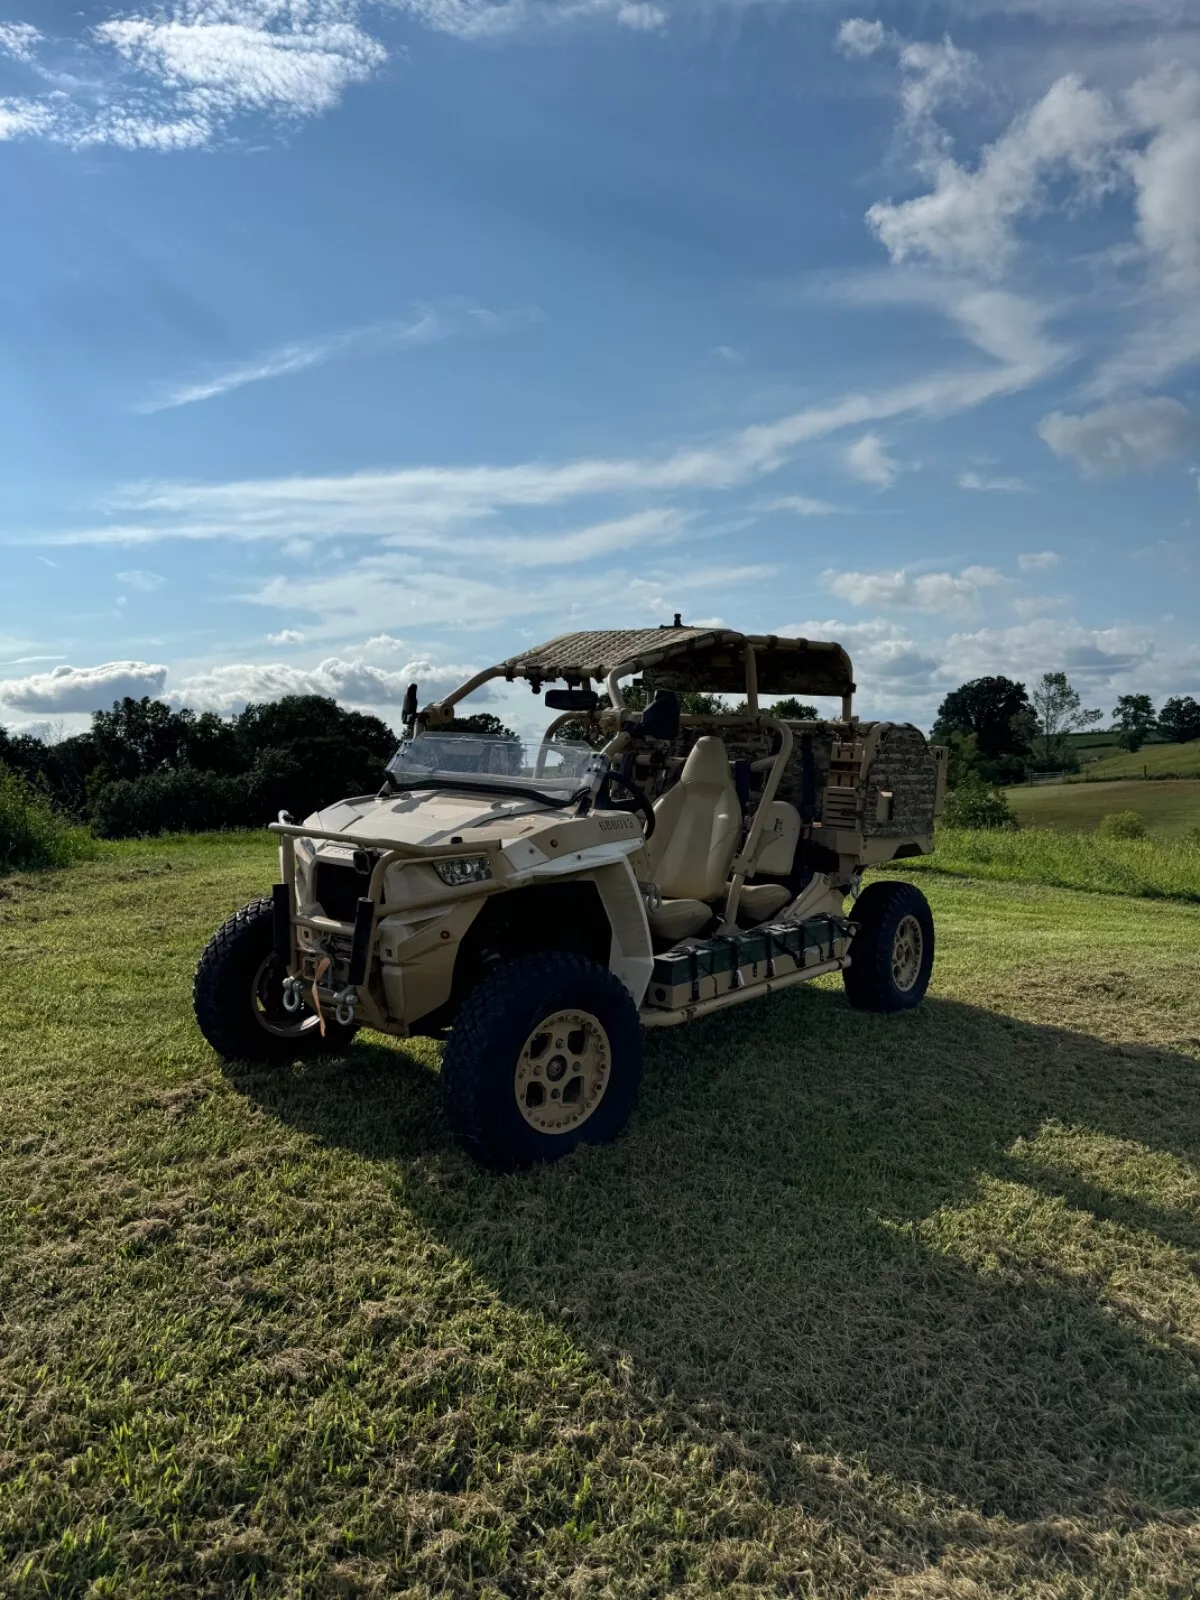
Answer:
[{"xmin": 314, "ymin": 859, "xmax": 372, "ymax": 923}]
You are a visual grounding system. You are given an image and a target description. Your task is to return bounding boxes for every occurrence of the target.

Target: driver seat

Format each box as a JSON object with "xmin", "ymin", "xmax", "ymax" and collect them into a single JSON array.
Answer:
[{"xmin": 643, "ymin": 737, "xmax": 741, "ymax": 942}]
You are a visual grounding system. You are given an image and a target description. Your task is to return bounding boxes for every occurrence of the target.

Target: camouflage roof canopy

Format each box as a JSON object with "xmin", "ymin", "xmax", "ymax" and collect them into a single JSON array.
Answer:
[{"xmin": 499, "ymin": 628, "xmax": 855, "ymax": 699}]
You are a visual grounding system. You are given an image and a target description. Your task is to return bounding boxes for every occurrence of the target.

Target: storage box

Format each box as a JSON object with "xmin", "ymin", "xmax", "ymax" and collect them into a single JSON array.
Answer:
[{"xmin": 646, "ymin": 916, "xmax": 850, "ymax": 1010}]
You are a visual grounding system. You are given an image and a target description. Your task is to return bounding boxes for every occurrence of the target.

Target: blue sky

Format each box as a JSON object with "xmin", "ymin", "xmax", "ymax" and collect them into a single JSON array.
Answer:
[{"xmin": 2, "ymin": 0, "xmax": 1199, "ymax": 736}]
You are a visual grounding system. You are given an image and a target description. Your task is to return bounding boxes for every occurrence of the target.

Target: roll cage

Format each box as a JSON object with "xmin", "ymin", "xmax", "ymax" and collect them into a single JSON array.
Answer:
[
  {"xmin": 420, "ymin": 625, "xmax": 856, "ymax": 725},
  {"xmin": 411, "ymin": 625, "xmax": 858, "ymax": 935}
]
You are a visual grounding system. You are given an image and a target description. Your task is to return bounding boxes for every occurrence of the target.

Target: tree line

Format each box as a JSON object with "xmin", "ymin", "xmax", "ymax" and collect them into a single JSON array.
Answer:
[
  {"xmin": 2, "ymin": 677, "xmax": 1197, "ymax": 845},
  {"xmin": 932, "ymin": 675, "xmax": 1200, "ymax": 789},
  {"xmin": 0, "ymin": 695, "xmax": 399, "ymax": 839}
]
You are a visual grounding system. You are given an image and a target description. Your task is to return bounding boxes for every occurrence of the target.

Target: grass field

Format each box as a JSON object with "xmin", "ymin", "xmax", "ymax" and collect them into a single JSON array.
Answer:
[
  {"xmin": 4, "ymin": 834, "xmax": 1200, "ymax": 1597},
  {"xmin": 1005, "ymin": 776, "xmax": 1200, "ymax": 836},
  {"xmin": 909, "ymin": 825, "xmax": 1200, "ymax": 902},
  {"xmin": 1080, "ymin": 741, "xmax": 1200, "ymax": 783}
]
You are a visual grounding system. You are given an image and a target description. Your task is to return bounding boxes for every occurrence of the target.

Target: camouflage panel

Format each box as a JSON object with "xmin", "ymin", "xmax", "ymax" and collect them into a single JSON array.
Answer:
[
  {"xmin": 861, "ymin": 723, "xmax": 939, "ymax": 838},
  {"xmin": 645, "ymin": 638, "xmax": 853, "ymax": 699}
]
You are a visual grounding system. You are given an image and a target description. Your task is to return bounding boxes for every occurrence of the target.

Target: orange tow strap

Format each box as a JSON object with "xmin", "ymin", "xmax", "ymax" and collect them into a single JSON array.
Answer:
[{"xmin": 310, "ymin": 956, "xmax": 330, "ymax": 1038}]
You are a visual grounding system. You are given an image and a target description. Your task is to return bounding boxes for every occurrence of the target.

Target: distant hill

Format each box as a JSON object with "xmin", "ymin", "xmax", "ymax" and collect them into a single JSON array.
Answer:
[
  {"xmin": 1066, "ymin": 729, "xmax": 1167, "ymax": 754},
  {"xmin": 1005, "ymin": 777, "xmax": 1200, "ymax": 836},
  {"xmin": 1077, "ymin": 740, "xmax": 1200, "ymax": 782}
]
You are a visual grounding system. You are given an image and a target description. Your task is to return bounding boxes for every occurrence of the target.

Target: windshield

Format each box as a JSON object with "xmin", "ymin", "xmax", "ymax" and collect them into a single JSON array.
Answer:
[{"xmin": 387, "ymin": 733, "xmax": 606, "ymax": 799}]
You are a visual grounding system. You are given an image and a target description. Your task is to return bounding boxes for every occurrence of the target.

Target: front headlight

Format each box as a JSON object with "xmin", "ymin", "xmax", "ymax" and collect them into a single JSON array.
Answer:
[{"xmin": 433, "ymin": 855, "xmax": 493, "ymax": 887}]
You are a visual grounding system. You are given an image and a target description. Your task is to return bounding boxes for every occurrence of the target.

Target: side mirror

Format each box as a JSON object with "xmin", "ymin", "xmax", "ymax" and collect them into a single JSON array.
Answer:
[
  {"xmin": 402, "ymin": 683, "xmax": 419, "ymax": 729},
  {"xmin": 545, "ymin": 688, "xmax": 601, "ymax": 713}
]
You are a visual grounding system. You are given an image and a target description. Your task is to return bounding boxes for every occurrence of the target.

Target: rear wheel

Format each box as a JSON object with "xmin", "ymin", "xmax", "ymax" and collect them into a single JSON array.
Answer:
[
  {"xmin": 193, "ymin": 898, "xmax": 357, "ymax": 1063},
  {"xmin": 441, "ymin": 952, "xmax": 643, "ymax": 1170},
  {"xmin": 843, "ymin": 881, "xmax": 935, "ymax": 1013}
]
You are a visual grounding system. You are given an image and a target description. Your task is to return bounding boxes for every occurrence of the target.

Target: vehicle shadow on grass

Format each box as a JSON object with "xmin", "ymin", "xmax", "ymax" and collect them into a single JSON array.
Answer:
[{"xmin": 236, "ymin": 988, "xmax": 1200, "ymax": 1524}]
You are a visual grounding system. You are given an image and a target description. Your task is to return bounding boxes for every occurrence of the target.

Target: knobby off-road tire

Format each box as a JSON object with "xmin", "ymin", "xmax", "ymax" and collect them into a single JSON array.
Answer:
[
  {"xmin": 441, "ymin": 952, "xmax": 644, "ymax": 1171},
  {"xmin": 193, "ymin": 897, "xmax": 357, "ymax": 1064},
  {"xmin": 843, "ymin": 881, "xmax": 935, "ymax": 1013}
]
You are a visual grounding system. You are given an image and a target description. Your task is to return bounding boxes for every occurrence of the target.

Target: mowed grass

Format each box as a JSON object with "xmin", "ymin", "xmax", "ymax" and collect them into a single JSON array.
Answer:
[
  {"xmin": 1081, "ymin": 740, "xmax": 1200, "ymax": 782},
  {"xmin": 1006, "ymin": 776, "xmax": 1200, "ymax": 836},
  {"xmin": 4, "ymin": 833, "xmax": 1200, "ymax": 1598},
  {"xmin": 910, "ymin": 825, "xmax": 1200, "ymax": 903}
]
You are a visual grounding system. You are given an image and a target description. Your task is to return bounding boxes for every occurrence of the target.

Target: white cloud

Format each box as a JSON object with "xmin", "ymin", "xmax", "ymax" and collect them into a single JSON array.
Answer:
[
  {"xmin": 835, "ymin": 19, "xmax": 888, "ymax": 60},
  {"xmin": 959, "ymin": 471, "xmax": 1030, "ymax": 492},
  {"xmin": 944, "ymin": 618, "xmax": 1155, "ymax": 684},
  {"xmin": 0, "ymin": 23, "xmax": 40, "ymax": 61},
  {"xmin": 823, "ymin": 565, "xmax": 1006, "ymax": 615},
  {"xmin": 29, "ymin": 320, "xmax": 1064, "ymax": 551},
  {"xmin": 616, "ymin": 3, "xmax": 666, "ymax": 30},
  {"xmin": 267, "ymin": 629, "xmax": 307, "ymax": 644},
  {"xmin": 0, "ymin": 3, "xmax": 389, "ymax": 151},
  {"xmin": 844, "ymin": 432, "xmax": 902, "ymax": 488},
  {"xmin": 1084, "ymin": 72, "xmax": 1200, "ymax": 395},
  {"xmin": 1127, "ymin": 70, "xmax": 1200, "ymax": 292},
  {"xmin": 896, "ymin": 36, "xmax": 978, "ymax": 160},
  {"xmin": 1013, "ymin": 595, "xmax": 1068, "ymax": 617},
  {"xmin": 362, "ymin": 633, "xmax": 408, "ymax": 656},
  {"xmin": 170, "ymin": 655, "xmax": 478, "ymax": 714},
  {"xmin": 241, "ymin": 549, "xmax": 773, "ymax": 643},
  {"xmin": 392, "ymin": 0, "xmax": 671, "ymax": 39},
  {"xmin": 95, "ymin": 11, "xmax": 386, "ymax": 117},
  {"xmin": 778, "ymin": 616, "xmax": 941, "ymax": 699},
  {"xmin": 136, "ymin": 306, "xmax": 453, "ymax": 412},
  {"xmin": 1039, "ymin": 396, "xmax": 1200, "ymax": 476},
  {"xmin": 835, "ymin": 20, "xmax": 978, "ymax": 166},
  {"xmin": 0, "ymin": 648, "xmax": 488, "ymax": 719},
  {"xmin": 867, "ymin": 74, "xmax": 1126, "ymax": 276},
  {"xmin": 116, "ymin": 568, "xmax": 168, "ymax": 591},
  {"xmin": 1087, "ymin": 300, "xmax": 1200, "ymax": 398},
  {"xmin": 0, "ymin": 99, "xmax": 57, "ymax": 141},
  {"xmin": 0, "ymin": 661, "xmax": 168, "ymax": 713},
  {"xmin": 809, "ymin": 273, "xmax": 1069, "ymax": 381},
  {"xmin": 759, "ymin": 494, "xmax": 842, "ymax": 516},
  {"xmin": 1017, "ymin": 550, "xmax": 1060, "ymax": 571}
]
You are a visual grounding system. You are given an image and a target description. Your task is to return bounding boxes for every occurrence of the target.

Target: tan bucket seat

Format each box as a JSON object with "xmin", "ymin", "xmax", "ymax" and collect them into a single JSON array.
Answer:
[{"xmin": 642, "ymin": 737, "xmax": 741, "ymax": 941}]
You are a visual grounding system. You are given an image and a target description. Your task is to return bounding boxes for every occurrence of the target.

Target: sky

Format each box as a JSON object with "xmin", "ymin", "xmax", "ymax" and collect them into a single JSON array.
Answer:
[{"xmin": 2, "ymin": 0, "xmax": 1200, "ymax": 739}]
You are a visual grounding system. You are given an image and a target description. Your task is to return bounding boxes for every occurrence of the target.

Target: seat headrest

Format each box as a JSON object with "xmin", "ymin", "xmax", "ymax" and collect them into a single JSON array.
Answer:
[{"xmin": 680, "ymin": 736, "xmax": 733, "ymax": 788}]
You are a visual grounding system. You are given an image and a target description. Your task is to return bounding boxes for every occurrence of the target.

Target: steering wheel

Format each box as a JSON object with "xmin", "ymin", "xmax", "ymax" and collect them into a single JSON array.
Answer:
[{"xmin": 598, "ymin": 769, "xmax": 656, "ymax": 839}]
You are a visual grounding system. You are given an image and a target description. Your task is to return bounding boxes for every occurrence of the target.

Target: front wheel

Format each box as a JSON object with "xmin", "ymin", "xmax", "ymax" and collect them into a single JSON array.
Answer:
[
  {"xmin": 440, "ymin": 952, "xmax": 644, "ymax": 1171},
  {"xmin": 843, "ymin": 881, "xmax": 935, "ymax": 1013},
  {"xmin": 193, "ymin": 897, "xmax": 357, "ymax": 1063}
]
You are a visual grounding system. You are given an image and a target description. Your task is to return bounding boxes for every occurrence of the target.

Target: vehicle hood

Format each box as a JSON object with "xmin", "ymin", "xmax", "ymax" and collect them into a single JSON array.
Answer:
[{"xmin": 304, "ymin": 788, "xmax": 564, "ymax": 850}]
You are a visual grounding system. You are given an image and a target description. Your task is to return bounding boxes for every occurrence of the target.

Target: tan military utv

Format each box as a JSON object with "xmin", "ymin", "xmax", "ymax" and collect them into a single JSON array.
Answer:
[{"xmin": 194, "ymin": 625, "xmax": 947, "ymax": 1169}]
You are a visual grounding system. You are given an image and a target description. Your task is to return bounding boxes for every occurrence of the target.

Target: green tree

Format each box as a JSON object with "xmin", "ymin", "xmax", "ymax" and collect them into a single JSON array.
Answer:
[
  {"xmin": 624, "ymin": 686, "xmax": 728, "ymax": 717},
  {"xmin": 1030, "ymin": 672, "xmax": 1102, "ymax": 770},
  {"xmin": 91, "ymin": 697, "xmax": 193, "ymax": 782},
  {"xmin": 1158, "ymin": 695, "xmax": 1200, "ymax": 745},
  {"xmin": 941, "ymin": 774, "xmax": 1017, "ymax": 830},
  {"xmin": 1111, "ymin": 693, "xmax": 1157, "ymax": 753},
  {"xmin": 943, "ymin": 731, "xmax": 982, "ymax": 791},
  {"xmin": 442, "ymin": 713, "xmax": 519, "ymax": 739},
  {"xmin": 765, "ymin": 697, "xmax": 820, "ymax": 720},
  {"xmin": 932, "ymin": 677, "xmax": 1032, "ymax": 764}
]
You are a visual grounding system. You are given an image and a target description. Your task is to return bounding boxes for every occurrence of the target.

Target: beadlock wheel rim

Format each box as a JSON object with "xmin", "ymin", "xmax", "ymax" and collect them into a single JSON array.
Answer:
[
  {"xmin": 515, "ymin": 1009, "xmax": 612, "ymax": 1135},
  {"xmin": 891, "ymin": 914, "xmax": 924, "ymax": 993},
  {"xmin": 251, "ymin": 955, "xmax": 320, "ymax": 1039}
]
